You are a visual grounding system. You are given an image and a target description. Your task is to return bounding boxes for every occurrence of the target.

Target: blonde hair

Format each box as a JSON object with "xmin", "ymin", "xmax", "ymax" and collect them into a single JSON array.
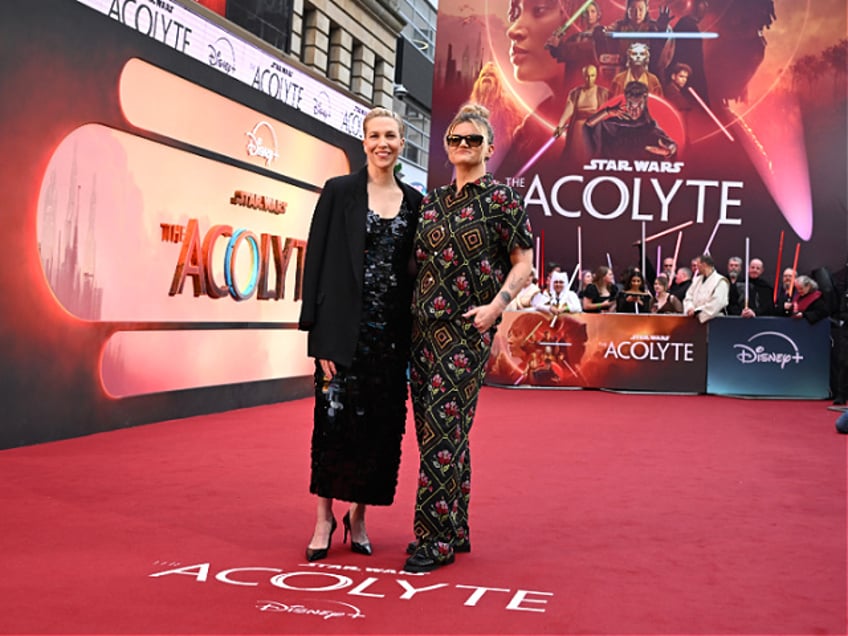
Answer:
[
  {"xmin": 447, "ymin": 103, "xmax": 495, "ymax": 145},
  {"xmin": 363, "ymin": 107, "xmax": 405, "ymax": 137}
]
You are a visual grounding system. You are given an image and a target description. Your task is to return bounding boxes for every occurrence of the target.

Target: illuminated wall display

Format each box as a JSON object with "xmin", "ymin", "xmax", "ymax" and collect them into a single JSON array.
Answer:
[{"xmin": 1, "ymin": 0, "xmax": 364, "ymax": 448}]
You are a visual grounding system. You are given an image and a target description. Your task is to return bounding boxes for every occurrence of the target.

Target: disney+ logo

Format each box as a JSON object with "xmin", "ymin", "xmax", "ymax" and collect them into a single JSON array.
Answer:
[{"xmin": 733, "ymin": 331, "xmax": 804, "ymax": 369}]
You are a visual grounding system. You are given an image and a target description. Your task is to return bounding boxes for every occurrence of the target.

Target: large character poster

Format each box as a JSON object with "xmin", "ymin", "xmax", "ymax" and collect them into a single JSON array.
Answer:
[{"xmin": 428, "ymin": 0, "xmax": 847, "ymax": 285}]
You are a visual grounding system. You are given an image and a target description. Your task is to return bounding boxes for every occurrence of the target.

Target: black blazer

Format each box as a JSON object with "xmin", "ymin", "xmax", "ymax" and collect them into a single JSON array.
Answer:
[{"xmin": 298, "ymin": 165, "xmax": 423, "ymax": 366}]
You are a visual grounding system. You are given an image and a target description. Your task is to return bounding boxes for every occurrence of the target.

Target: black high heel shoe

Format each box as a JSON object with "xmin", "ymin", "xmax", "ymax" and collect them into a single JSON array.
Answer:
[
  {"xmin": 342, "ymin": 511, "xmax": 372, "ymax": 555},
  {"xmin": 305, "ymin": 516, "xmax": 337, "ymax": 562}
]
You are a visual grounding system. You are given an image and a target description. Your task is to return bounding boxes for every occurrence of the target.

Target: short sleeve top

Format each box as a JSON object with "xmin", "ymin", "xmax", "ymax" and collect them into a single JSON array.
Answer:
[{"xmin": 412, "ymin": 173, "xmax": 534, "ymax": 322}]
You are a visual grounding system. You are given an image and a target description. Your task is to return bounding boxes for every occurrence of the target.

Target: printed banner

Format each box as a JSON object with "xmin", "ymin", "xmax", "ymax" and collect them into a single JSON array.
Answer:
[
  {"xmin": 706, "ymin": 316, "xmax": 831, "ymax": 398},
  {"xmin": 486, "ymin": 311, "xmax": 707, "ymax": 392},
  {"xmin": 429, "ymin": 1, "xmax": 847, "ymax": 282}
]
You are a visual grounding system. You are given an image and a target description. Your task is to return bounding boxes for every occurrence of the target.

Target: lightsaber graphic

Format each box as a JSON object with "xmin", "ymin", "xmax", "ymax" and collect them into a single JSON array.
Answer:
[
  {"xmin": 688, "ymin": 86, "xmax": 735, "ymax": 142},
  {"xmin": 552, "ymin": 0, "xmax": 596, "ymax": 40},
  {"xmin": 608, "ymin": 32, "xmax": 719, "ymax": 39},
  {"xmin": 773, "ymin": 230, "xmax": 785, "ymax": 303},
  {"xmin": 744, "ymin": 237, "xmax": 750, "ymax": 309},
  {"xmin": 632, "ymin": 220, "xmax": 694, "ymax": 245},
  {"xmin": 788, "ymin": 242, "xmax": 801, "ymax": 297},
  {"xmin": 672, "ymin": 230, "xmax": 683, "ymax": 275},
  {"xmin": 703, "ymin": 217, "xmax": 721, "ymax": 255},
  {"xmin": 577, "ymin": 225, "xmax": 583, "ymax": 290},
  {"xmin": 516, "ymin": 136, "xmax": 557, "ymax": 178},
  {"xmin": 567, "ymin": 262, "xmax": 580, "ymax": 290},
  {"xmin": 535, "ymin": 236, "xmax": 541, "ymax": 277}
]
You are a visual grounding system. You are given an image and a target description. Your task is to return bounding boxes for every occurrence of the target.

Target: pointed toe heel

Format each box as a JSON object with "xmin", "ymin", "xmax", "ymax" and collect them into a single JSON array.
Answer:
[
  {"xmin": 305, "ymin": 516, "xmax": 337, "ymax": 562},
  {"xmin": 343, "ymin": 511, "xmax": 372, "ymax": 556}
]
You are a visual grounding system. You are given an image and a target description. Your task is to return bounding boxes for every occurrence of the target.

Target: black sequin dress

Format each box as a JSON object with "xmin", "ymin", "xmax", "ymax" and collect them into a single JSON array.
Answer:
[{"xmin": 310, "ymin": 202, "xmax": 416, "ymax": 505}]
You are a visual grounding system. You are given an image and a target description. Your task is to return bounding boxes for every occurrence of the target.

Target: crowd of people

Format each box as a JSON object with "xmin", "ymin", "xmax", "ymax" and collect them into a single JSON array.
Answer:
[{"xmin": 507, "ymin": 251, "xmax": 848, "ymax": 405}]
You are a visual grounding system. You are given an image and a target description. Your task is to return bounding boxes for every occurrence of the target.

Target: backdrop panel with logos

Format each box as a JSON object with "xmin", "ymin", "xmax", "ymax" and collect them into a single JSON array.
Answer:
[
  {"xmin": 486, "ymin": 312, "xmax": 830, "ymax": 398},
  {"xmin": 0, "ymin": 0, "xmax": 366, "ymax": 449}
]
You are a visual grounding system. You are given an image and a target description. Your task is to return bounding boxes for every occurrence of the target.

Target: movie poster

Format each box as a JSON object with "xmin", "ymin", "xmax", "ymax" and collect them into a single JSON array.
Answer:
[{"xmin": 428, "ymin": 0, "xmax": 847, "ymax": 285}]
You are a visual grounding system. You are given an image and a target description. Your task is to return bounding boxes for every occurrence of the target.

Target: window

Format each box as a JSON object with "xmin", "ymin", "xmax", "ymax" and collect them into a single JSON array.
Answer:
[{"xmin": 397, "ymin": 100, "xmax": 430, "ymax": 169}]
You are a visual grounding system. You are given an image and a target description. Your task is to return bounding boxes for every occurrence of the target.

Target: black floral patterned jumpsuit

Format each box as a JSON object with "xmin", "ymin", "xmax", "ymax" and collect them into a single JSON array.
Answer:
[{"xmin": 409, "ymin": 174, "xmax": 533, "ymax": 564}]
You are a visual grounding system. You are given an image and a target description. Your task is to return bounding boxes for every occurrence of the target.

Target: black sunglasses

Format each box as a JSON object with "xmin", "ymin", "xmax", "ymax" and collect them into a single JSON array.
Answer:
[{"xmin": 445, "ymin": 134, "xmax": 485, "ymax": 147}]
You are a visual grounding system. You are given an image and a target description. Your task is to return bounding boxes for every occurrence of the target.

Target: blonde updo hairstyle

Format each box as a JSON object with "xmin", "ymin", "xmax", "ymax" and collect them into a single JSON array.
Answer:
[
  {"xmin": 363, "ymin": 107, "xmax": 405, "ymax": 138},
  {"xmin": 446, "ymin": 103, "xmax": 495, "ymax": 149}
]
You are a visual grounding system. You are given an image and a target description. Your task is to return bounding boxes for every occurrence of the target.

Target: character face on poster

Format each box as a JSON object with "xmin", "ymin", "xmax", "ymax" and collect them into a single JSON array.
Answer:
[{"xmin": 429, "ymin": 0, "xmax": 847, "ymax": 282}]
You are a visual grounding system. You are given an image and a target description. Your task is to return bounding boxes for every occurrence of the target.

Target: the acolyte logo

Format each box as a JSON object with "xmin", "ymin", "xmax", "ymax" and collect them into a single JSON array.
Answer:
[
  {"xmin": 161, "ymin": 219, "xmax": 306, "ymax": 301},
  {"xmin": 208, "ymin": 36, "xmax": 237, "ymax": 74},
  {"xmin": 245, "ymin": 121, "xmax": 279, "ymax": 166}
]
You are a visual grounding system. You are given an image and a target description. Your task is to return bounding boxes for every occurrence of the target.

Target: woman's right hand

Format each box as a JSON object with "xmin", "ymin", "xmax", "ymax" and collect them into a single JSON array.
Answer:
[{"xmin": 319, "ymin": 358, "xmax": 337, "ymax": 380}]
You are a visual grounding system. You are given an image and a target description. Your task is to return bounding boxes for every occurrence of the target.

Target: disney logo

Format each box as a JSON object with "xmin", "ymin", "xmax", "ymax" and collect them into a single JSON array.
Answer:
[
  {"xmin": 208, "ymin": 37, "xmax": 236, "ymax": 74},
  {"xmin": 245, "ymin": 121, "xmax": 279, "ymax": 167},
  {"xmin": 733, "ymin": 331, "xmax": 804, "ymax": 369},
  {"xmin": 256, "ymin": 600, "xmax": 365, "ymax": 620},
  {"xmin": 313, "ymin": 91, "xmax": 332, "ymax": 121}
]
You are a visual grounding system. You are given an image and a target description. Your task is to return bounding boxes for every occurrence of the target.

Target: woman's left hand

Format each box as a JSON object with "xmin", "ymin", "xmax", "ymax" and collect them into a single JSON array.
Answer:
[{"xmin": 463, "ymin": 303, "xmax": 500, "ymax": 333}]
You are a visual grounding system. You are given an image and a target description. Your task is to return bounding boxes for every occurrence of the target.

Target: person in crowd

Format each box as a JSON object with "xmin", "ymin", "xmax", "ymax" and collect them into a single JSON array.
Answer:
[
  {"xmin": 739, "ymin": 257, "xmax": 776, "ymax": 317},
  {"xmin": 832, "ymin": 260, "xmax": 848, "ymax": 405},
  {"xmin": 683, "ymin": 253, "xmax": 729, "ymax": 322},
  {"xmin": 651, "ymin": 273, "xmax": 683, "ymax": 313},
  {"xmin": 579, "ymin": 268, "xmax": 594, "ymax": 294},
  {"xmin": 533, "ymin": 270, "xmax": 582, "ymax": 316},
  {"xmin": 406, "ymin": 104, "xmax": 534, "ymax": 572},
  {"xmin": 298, "ymin": 108, "xmax": 423, "ymax": 562},
  {"xmin": 775, "ymin": 267, "xmax": 796, "ymax": 308},
  {"xmin": 726, "ymin": 256, "xmax": 743, "ymax": 284},
  {"xmin": 553, "ymin": 64, "xmax": 610, "ymax": 168},
  {"xmin": 582, "ymin": 265, "xmax": 618, "ymax": 312},
  {"xmin": 505, "ymin": 267, "xmax": 542, "ymax": 311},
  {"xmin": 781, "ymin": 275, "xmax": 829, "ymax": 324},
  {"xmin": 661, "ymin": 256, "xmax": 676, "ymax": 281},
  {"xmin": 669, "ymin": 266, "xmax": 692, "ymax": 300},
  {"xmin": 616, "ymin": 268, "xmax": 652, "ymax": 313}
]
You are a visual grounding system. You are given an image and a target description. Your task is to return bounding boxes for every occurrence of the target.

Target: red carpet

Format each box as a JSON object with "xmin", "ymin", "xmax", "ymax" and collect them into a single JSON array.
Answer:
[{"xmin": 0, "ymin": 388, "xmax": 845, "ymax": 635}]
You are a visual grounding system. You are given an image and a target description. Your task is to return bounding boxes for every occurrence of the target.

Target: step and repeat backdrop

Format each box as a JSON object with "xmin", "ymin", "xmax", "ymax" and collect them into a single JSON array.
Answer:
[{"xmin": 0, "ymin": 0, "xmax": 366, "ymax": 448}]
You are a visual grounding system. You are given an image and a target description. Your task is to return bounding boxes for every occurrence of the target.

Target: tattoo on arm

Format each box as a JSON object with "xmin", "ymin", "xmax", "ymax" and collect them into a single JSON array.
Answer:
[{"xmin": 499, "ymin": 291, "xmax": 511, "ymax": 306}]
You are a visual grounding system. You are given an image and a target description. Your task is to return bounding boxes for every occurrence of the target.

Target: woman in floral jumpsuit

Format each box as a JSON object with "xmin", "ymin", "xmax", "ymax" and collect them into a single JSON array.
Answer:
[{"xmin": 404, "ymin": 104, "xmax": 534, "ymax": 572}]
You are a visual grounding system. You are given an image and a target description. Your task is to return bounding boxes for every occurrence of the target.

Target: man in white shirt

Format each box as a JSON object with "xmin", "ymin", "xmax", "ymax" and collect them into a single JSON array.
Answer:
[{"xmin": 683, "ymin": 253, "xmax": 729, "ymax": 322}]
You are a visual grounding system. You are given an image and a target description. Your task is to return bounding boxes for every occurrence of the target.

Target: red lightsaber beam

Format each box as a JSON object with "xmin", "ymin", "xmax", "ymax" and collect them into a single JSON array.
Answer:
[
  {"xmin": 632, "ymin": 220, "xmax": 694, "ymax": 245},
  {"xmin": 787, "ymin": 243, "xmax": 801, "ymax": 297},
  {"xmin": 773, "ymin": 230, "xmax": 784, "ymax": 304}
]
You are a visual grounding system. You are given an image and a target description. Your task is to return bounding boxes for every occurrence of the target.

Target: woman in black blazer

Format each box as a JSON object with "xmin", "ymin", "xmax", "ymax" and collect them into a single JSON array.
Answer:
[{"xmin": 298, "ymin": 108, "xmax": 422, "ymax": 561}]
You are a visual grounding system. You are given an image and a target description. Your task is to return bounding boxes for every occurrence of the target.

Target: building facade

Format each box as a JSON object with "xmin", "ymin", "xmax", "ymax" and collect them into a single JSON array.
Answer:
[{"xmin": 191, "ymin": 0, "xmax": 436, "ymax": 188}]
